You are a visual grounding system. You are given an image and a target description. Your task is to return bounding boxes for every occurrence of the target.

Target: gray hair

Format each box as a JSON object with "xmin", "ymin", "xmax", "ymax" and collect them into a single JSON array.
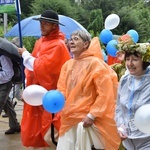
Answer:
[
  {"xmin": 71, "ymin": 30, "xmax": 91, "ymax": 43},
  {"xmin": 11, "ymin": 37, "xmax": 20, "ymax": 47}
]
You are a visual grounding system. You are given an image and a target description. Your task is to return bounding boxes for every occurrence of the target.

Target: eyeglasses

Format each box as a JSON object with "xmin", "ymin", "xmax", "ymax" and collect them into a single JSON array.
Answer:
[{"xmin": 69, "ymin": 37, "xmax": 80, "ymax": 42}]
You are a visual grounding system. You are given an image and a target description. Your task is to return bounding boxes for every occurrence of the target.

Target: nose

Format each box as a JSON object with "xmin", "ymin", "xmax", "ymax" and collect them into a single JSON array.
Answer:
[
  {"xmin": 69, "ymin": 39, "xmax": 73, "ymax": 42},
  {"xmin": 127, "ymin": 59, "xmax": 134, "ymax": 66},
  {"xmin": 69, "ymin": 39, "xmax": 74, "ymax": 45}
]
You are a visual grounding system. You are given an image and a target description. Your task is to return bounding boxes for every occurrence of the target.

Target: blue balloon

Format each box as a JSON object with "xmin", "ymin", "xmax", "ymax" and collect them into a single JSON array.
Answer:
[
  {"xmin": 42, "ymin": 90, "xmax": 65, "ymax": 113},
  {"xmin": 106, "ymin": 40, "xmax": 118, "ymax": 57},
  {"xmin": 99, "ymin": 29, "xmax": 113, "ymax": 44},
  {"xmin": 127, "ymin": 29, "xmax": 139, "ymax": 43}
]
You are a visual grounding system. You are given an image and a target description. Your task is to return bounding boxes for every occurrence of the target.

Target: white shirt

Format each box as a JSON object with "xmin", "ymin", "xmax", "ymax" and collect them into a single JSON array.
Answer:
[
  {"xmin": 22, "ymin": 51, "xmax": 35, "ymax": 71},
  {"xmin": 0, "ymin": 55, "xmax": 14, "ymax": 84}
]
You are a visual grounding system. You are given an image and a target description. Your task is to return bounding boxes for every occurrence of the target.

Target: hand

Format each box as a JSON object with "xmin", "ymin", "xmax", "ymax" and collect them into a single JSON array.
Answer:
[
  {"xmin": 20, "ymin": 99, "xmax": 24, "ymax": 103},
  {"xmin": 118, "ymin": 126, "xmax": 128, "ymax": 140},
  {"xmin": 82, "ymin": 116, "xmax": 94, "ymax": 128},
  {"xmin": 18, "ymin": 47, "xmax": 27, "ymax": 56},
  {"xmin": 118, "ymin": 130, "xmax": 127, "ymax": 140},
  {"xmin": 116, "ymin": 51, "xmax": 125, "ymax": 62}
]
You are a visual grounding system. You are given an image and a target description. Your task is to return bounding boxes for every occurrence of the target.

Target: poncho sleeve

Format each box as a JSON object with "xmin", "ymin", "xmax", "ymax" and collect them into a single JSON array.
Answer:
[
  {"xmin": 33, "ymin": 40, "xmax": 70, "ymax": 89},
  {"xmin": 115, "ymin": 77, "xmax": 126, "ymax": 127}
]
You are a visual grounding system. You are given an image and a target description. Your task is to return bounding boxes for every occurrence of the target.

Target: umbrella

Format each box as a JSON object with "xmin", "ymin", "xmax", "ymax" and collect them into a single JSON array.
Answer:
[
  {"xmin": 0, "ymin": 37, "xmax": 25, "ymax": 88},
  {"xmin": 0, "ymin": 38, "xmax": 21, "ymax": 62},
  {"xmin": 5, "ymin": 15, "xmax": 88, "ymax": 38}
]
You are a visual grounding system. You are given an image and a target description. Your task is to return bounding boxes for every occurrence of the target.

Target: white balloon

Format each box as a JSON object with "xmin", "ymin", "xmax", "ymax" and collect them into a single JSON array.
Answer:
[
  {"xmin": 134, "ymin": 104, "xmax": 150, "ymax": 134},
  {"xmin": 23, "ymin": 84, "xmax": 47, "ymax": 106},
  {"xmin": 105, "ymin": 14, "xmax": 120, "ymax": 30}
]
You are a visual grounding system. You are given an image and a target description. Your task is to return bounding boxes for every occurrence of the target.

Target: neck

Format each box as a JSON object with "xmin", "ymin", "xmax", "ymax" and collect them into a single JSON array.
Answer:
[{"xmin": 133, "ymin": 69, "xmax": 147, "ymax": 79}]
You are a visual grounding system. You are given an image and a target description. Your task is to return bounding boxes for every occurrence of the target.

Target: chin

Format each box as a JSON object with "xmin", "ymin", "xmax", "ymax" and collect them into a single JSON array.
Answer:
[
  {"xmin": 41, "ymin": 33, "xmax": 46, "ymax": 36},
  {"xmin": 129, "ymin": 71, "xmax": 136, "ymax": 75},
  {"xmin": 130, "ymin": 73, "xmax": 136, "ymax": 75},
  {"xmin": 70, "ymin": 50, "xmax": 75, "ymax": 54},
  {"xmin": 41, "ymin": 31, "xmax": 47, "ymax": 36},
  {"xmin": 130, "ymin": 72, "xmax": 143, "ymax": 77}
]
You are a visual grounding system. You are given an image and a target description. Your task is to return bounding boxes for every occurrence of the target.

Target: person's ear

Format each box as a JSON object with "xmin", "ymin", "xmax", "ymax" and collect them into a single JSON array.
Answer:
[
  {"xmin": 52, "ymin": 24, "xmax": 58, "ymax": 29},
  {"xmin": 84, "ymin": 41, "xmax": 89, "ymax": 49}
]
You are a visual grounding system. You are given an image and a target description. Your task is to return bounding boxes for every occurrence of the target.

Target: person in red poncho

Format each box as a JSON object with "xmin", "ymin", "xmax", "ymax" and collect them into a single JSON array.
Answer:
[{"xmin": 18, "ymin": 10, "xmax": 71, "ymax": 149}]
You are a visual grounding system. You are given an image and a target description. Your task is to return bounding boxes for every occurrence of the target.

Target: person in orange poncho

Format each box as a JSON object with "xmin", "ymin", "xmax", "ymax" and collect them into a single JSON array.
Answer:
[
  {"xmin": 18, "ymin": 10, "xmax": 71, "ymax": 149},
  {"xmin": 56, "ymin": 30, "xmax": 121, "ymax": 150}
]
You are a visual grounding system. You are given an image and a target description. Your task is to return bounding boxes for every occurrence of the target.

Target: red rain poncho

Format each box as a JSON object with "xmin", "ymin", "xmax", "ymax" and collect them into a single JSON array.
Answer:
[{"xmin": 21, "ymin": 27, "xmax": 71, "ymax": 147}]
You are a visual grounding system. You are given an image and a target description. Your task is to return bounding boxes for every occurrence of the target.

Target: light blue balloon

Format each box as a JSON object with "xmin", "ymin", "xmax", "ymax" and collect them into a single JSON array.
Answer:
[
  {"xmin": 127, "ymin": 29, "xmax": 139, "ymax": 43},
  {"xmin": 106, "ymin": 40, "xmax": 118, "ymax": 57},
  {"xmin": 102, "ymin": 49, "xmax": 108, "ymax": 62},
  {"xmin": 99, "ymin": 29, "xmax": 113, "ymax": 44},
  {"xmin": 42, "ymin": 90, "xmax": 65, "ymax": 113}
]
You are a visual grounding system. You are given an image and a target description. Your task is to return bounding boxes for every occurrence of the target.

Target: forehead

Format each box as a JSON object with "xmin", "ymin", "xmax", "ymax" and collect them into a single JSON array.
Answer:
[
  {"xmin": 40, "ymin": 21, "xmax": 53, "ymax": 25},
  {"xmin": 71, "ymin": 34, "xmax": 80, "ymax": 38},
  {"xmin": 125, "ymin": 55, "xmax": 142, "ymax": 62}
]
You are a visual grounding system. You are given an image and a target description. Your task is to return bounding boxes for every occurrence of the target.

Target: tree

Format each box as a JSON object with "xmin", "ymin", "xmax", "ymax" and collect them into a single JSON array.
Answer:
[
  {"xmin": 78, "ymin": 0, "xmax": 150, "ymax": 42},
  {"xmin": 2, "ymin": 0, "xmax": 150, "ymax": 43},
  {"xmin": 20, "ymin": 0, "xmax": 35, "ymax": 17},
  {"xmin": 87, "ymin": 9, "xmax": 103, "ymax": 36},
  {"xmin": 116, "ymin": 0, "xmax": 150, "ymax": 42},
  {"xmin": 31, "ymin": 0, "xmax": 73, "ymax": 16},
  {"xmin": 30, "ymin": 0, "xmax": 88, "ymax": 34}
]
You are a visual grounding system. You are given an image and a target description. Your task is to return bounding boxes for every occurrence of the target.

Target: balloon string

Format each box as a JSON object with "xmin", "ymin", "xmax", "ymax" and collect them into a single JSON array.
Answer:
[{"xmin": 51, "ymin": 113, "xmax": 57, "ymax": 146}]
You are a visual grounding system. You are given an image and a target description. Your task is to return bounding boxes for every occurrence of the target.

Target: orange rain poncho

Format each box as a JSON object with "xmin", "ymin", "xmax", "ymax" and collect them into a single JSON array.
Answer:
[
  {"xmin": 21, "ymin": 27, "xmax": 71, "ymax": 147},
  {"xmin": 57, "ymin": 37, "xmax": 121, "ymax": 150}
]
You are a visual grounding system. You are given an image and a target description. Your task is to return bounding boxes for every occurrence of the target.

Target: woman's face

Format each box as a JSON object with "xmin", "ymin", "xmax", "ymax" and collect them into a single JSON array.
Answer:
[
  {"xmin": 69, "ymin": 35, "xmax": 88, "ymax": 58},
  {"xmin": 126, "ymin": 54, "xmax": 144, "ymax": 76}
]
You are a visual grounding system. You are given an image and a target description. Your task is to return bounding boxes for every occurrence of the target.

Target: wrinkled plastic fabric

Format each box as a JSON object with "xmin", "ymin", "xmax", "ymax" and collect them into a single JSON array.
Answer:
[
  {"xmin": 57, "ymin": 37, "xmax": 120, "ymax": 150},
  {"xmin": 107, "ymin": 55, "xmax": 121, "ymax": 65},
  {"xmin": 21, "ymin": 27, "xmax": 71, "ymax": 147},
  {"xmin": 57, "ymin": 122, "xmax": 105, "ymax": 150}
]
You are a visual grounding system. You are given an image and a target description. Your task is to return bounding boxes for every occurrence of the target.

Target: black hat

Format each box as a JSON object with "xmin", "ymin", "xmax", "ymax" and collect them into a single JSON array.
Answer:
[{"xmin": 33, "ymin": 10, "xmax": 64, "ymax": 26}]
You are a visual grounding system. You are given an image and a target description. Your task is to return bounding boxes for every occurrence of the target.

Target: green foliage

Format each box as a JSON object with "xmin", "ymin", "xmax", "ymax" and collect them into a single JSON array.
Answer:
[
  {"xmin": 87, "ymin": 9, "xmax": 103, "ymax": 36},
  {"xmin": 20, "ymin": 0, "xmax": 35, "ymax": 17},
  {"xmin": 77, "ymin": 0, "xmax": 150, "ymax": 42},
  {"xmin": 115, "ymin": 6, "xmax": 138, "ymax": 35},
  {"xmin": 22, "ymin": 37, "xmax": 37, "ymax": 53},
  {"xmin": 30, "ymin": 0, "xmax": 88, "ymax": 38},
  {"xmin": 80, "ymin": 0, "xmax": 118, "ymax": 18},
  {"xmin": 134, "ymin": 6, "xmax": 150, "ymax": 42},
  {"xmin": 1, "ymin": 0, "xmax": 150, "ymax": 46},
  {"xmin": 68, "ymin": 5, "xmax": 89, "ymax": 29},
  {"xmin": 115, "ymin": 1, "xmax": 150, "ymax": 42},
  {"xmin": 0, "ymin": 24, "xmax": 36, "ymax": 52},
  {"xmin": 31, "ymin": 0, "xmax": 72, "ymax": 16},
  {"xmin": 0, "ymin": 25, "xmax": 3, "ymax": 37}
]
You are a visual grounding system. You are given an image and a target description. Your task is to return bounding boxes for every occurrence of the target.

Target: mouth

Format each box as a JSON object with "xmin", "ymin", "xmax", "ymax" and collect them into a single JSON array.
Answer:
[
  {"xmin": 70, "ymin": 45, "xmax": 76, "ymax": 49},
  {"xmin": 128, "ymin": 68, "xmax": 136, "ymax": 72}
]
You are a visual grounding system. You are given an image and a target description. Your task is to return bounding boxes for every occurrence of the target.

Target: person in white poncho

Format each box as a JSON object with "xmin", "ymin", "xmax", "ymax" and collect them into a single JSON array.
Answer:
[{"xmin": 115, "ymin": 35, "xmax": 150, "ymax": 150}]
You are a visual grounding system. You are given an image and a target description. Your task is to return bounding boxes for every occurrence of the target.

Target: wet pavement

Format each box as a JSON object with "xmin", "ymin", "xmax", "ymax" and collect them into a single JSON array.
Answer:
[{"xmin": 0, "ymin": 99, "xmax": 24, "ymax": 150}]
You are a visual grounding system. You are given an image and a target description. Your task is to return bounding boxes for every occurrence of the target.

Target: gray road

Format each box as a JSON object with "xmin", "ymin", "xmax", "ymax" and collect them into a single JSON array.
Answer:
[{"xmin": 0, "ymin": 100, "xmax": 24, "ymax": 150}]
